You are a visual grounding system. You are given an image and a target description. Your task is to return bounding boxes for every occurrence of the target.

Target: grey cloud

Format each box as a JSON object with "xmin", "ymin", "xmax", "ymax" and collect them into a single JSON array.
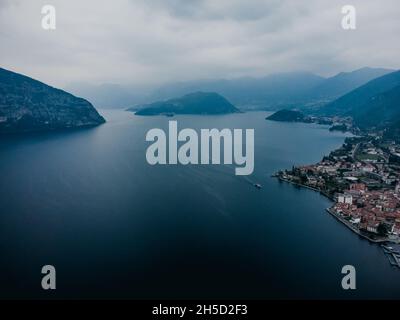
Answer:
[{"xmin": 0, "ymin": 0, "xmax": 399, "ymax": 88}]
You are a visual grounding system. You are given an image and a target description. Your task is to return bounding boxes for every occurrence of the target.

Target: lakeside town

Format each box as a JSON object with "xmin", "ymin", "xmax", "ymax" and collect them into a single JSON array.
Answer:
[{"xmin": 274, "ymin": 123, "xmax": 400, "ymax": 267}]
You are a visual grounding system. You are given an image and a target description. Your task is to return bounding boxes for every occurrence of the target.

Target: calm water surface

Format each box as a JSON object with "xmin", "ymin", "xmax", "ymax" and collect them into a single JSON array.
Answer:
[{"xmin": 0, "ymin": 110, "xmax": 399, "ymax": 299}]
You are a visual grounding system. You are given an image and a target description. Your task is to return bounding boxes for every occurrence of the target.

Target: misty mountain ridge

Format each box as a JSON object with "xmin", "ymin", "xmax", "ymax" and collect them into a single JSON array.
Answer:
[
  {"xmin": 66, "ymin": 67, "xmax": 393, "ymax": 111},
  {"xmin": 153, "ymin": 67, "xmax": 393, "ymax": 110},
  {"xmin": 306, "ymin": 70, "xmax": 400, "ymax": 140},
  {"xmin": 64, "ymin": 82, "xmax": 151, "ymax": 109},
  {"xmin": 150, "ymin": 71, "xmax": 325, "ymax": 110},
  {"xmin": 319, "ymin": 70, "xmax": 400, "ymax": 116},
  {"xmin": 2, "ymin": 65, "xmax": 399, "ymax": 138},
  {"xmin": 302, "ymin": 67, "xmax": 393, "ymax": 102}
]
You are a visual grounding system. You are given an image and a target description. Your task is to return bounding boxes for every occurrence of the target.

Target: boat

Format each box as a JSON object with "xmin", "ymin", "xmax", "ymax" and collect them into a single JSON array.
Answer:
[
  {"xmin": 388, "ymin": 256, "xmax": 398, "ymax": 267},
  {"xmin": 383, "ymin": 248, "xmax": 393, "ymax": 255},
  {"xmin": 254, "ymin": 183, "xmax": 262, "ymax": 189},
  {"xmin": 382, "ymin": 245, "xmax": 400, "ymax": 256}
]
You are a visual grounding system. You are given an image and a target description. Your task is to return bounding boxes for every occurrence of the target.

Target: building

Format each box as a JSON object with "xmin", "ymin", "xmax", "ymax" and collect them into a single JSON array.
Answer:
[
  {"xmin": 392, "ymin": 223, "xmax": 400, "ymax": 235},
  {"xmin": 350, "ymin": 183, "xmax": 367, "ymax": 192},
  {"xmin": 362, "ymin": 164, "xmax": 375, "ymax": 173},
  {"xmin": 338, "ymin": 194, "xmax": 353, "ymax": 205},
  {"xmin": 367, "ymin": 222, "xmax": 379, "ymax": 234},
  {"xmin": 350, "ymin": 217, "xmax": 361, "ymax": 224}
]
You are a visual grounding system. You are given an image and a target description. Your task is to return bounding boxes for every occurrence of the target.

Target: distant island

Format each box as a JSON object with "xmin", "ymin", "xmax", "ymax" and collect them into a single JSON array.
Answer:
[
  {"xmin": 266, "ymin": 109, "xmax": 311, "ymax": 123},
  {"xmin": 129, "ymin": 92, "xmax": 239, "ymax": 116},
  {"xmin": 0, "ymin": 67, "xmax": 105, "ymax": 134}
]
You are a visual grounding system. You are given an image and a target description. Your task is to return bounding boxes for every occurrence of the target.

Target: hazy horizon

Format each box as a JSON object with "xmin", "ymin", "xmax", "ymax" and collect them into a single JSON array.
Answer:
[{"xmin": 1, "ymin": 0, "xmax": 399, "ymax": 89}]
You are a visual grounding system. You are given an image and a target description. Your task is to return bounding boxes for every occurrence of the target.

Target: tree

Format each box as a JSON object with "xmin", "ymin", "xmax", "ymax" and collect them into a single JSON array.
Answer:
[{"xmin": 377, "ymin": 223, "xmax": 389, "ymax": 236}]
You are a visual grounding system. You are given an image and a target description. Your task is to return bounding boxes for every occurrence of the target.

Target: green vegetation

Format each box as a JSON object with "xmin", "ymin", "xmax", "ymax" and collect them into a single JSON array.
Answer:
[
  {"xmin": 131, "ymin": 92, "xmax": 239, "ymax": 115},
  {"xmin": 266, "ymin": 109, "xmax": 309, "ymax": 122},
  {"xmin": 377, "ymin": 223, "xmax": 390, "ymax": 236},
  {"xmin": 320, "ymin": 70, "xmax": 400, "ymax": 116},
  {"xmin": 0, "ymin": 68, "xmax": 105, "ymax": 133},
  {"xmin": 356, "ymin": 153, "xmax": 381, "ymax": 161}
]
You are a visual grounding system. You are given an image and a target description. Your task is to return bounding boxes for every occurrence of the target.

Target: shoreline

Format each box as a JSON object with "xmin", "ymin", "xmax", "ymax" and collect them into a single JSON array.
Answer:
[
  {"xmin": 325, "ymin": 207, "xmax": 389, "ymax": 244},
  {"xmin": 274, "ymin": 175, "xmax": 398, "ymax": 244},
  {"xmin": 275, "ymin": 176, "xmax": 334, "ymax": 200}
]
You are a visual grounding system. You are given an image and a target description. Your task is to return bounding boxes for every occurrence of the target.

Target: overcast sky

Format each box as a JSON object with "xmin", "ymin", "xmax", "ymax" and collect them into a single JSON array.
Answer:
[{"xmin": 0, "ymin": 0, "xmax": 399, "ymax": 88}]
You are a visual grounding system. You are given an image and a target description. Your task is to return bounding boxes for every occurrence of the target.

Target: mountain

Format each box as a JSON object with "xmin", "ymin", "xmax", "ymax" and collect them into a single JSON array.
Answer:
[
  {"xmin": 385, "ymin": 119, "xmax": 400, "ymax": 141},
  {"xmin": 64, "ymin": 82, "xmax": 150, "ymax": 109},
  {"xmin": 266, "ymin": 109, "xmax": 308, "ymax": 122},
  {"xmin": 150, "ymin": 72, "xmax": 325, "ymax": 110},
  {"xmin": 316, "ymin": 71, "xmax": 400, "ymax": 140},
  {"xmin": 61, "ymin": 67, "xmax": 392, "ymax": 112},
  {"xmin": 149, "ymin": 69, "xmax": 393, "ymax": 111},
  {"xmin": 131, "ymin": 92, "xmax": 239, "ymax": 115},
  {"xmin": 318, "ymin": 70, "xmax": 400, "ymax": 116},
  {"xmin": 304, "ymin": 67, "xmax": 393, "ymax": 101},
  {"xmin": 351, "ymin": 84, "xmax": 400, "ymax": 129},
  {"xmin": 0, "ymin": 68, "xmax": 105, "ymax": 133}
]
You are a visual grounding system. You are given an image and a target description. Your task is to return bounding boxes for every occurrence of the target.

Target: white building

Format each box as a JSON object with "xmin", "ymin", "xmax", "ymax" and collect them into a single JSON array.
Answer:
[
  {"xmin": 338, "ymin": 194, "xmax": 353, "ymax": 205},
  {"xmin": 350, "ymin": 217, "xmax": 361, "ymax": 224}
]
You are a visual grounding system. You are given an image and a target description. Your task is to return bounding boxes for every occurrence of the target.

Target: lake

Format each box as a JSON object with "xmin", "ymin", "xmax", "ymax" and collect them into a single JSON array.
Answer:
[{"xmin": 0, "ymin": 110, "xmax": 399, "ymax": 299}]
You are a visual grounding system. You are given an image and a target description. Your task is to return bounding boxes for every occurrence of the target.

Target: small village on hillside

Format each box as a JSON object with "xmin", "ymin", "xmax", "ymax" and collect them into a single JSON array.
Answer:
[{"xmin": 275, "ymin": 132, "xmax": 400, "ymax": 267}]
